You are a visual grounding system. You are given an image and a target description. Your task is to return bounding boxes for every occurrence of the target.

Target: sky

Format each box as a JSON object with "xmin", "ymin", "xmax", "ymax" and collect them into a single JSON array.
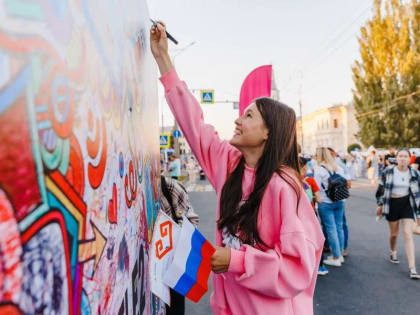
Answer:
[{"xmin": 147, "ymin": 0, "xmax": 375, "ymax": 140}]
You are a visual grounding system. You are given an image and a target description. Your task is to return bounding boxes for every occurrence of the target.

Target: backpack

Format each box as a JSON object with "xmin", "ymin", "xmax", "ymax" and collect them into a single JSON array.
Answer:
[{"xmin": 321, "ymin": 166, "xmax": 349, "ymax": 202}]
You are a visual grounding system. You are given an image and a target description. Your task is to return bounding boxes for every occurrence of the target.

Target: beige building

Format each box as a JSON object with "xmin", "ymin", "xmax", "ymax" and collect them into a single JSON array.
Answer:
[{"xmin": 296, "ymin": 103, "xmax": 361, "ymax": 155}]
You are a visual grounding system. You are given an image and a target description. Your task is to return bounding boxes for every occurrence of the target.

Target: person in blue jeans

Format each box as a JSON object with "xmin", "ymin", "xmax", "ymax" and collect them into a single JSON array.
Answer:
[
  {"xmin": 328, "ymin": 147, "xmax": 351, "ymax": 256},
  {"xmin": 315, "ymin": 147, "xmax": 347, "ymax": 267}
]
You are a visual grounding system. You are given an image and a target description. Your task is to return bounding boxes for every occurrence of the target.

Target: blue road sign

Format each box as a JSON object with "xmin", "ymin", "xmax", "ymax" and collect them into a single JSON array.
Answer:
[
  {"xmin": 200, "ymin": 90, "xmax": 214, "ymax": 104},
  {"xmin": 172, "ymin": 130, "xmax": 182, "ymax": 138},
  {"xmin": 159, "ymin": 133, "xmax": 170, "ymax": 148}
]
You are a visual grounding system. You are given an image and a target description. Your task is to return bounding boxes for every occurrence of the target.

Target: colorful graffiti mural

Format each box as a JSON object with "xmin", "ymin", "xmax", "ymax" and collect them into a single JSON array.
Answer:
[{"xmin": 0, "ymin": 0, "xmax": 163, "ymax": 314}]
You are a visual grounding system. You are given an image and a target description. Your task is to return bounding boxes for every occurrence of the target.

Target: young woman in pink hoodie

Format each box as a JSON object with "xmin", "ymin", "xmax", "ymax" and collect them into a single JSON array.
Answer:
[{"xmin": 150, "ymin": 22, "xmax": 325, "ymax": 315}]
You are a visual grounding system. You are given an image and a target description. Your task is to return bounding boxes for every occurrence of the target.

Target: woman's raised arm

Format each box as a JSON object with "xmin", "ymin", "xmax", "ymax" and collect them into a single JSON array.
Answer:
[{"xmin": 150, "ymin": 22, "xmax": 240, "ymax": 191}]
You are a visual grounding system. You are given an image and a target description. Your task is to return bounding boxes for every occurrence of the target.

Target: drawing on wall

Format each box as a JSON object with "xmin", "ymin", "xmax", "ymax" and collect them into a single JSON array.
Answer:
[{"xmin": 0, "ymin": 0, "xmax": 163, "ymax": 314}]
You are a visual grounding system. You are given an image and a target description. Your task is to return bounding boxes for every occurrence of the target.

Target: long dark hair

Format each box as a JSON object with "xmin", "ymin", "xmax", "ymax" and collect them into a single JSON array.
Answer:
[{"xmin": 217, "ymin": 98, "xmax": 302, "ymax": 249}]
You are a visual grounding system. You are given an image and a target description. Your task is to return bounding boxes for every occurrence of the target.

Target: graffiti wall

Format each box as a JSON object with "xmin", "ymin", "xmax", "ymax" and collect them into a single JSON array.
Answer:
[{"xmin": 0, "ymin": 0, "xmax": 163, "ymax": 314}]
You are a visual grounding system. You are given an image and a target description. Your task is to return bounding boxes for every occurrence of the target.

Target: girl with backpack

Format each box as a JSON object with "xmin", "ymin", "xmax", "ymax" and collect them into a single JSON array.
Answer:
[
  {"xmin": 314, "ymin": 147, "xmax": 348, "ymax": 267},
  {"xmin": 160, "ymin": 175, "xmax": 199, "ymax": 314},
  {"xmin": 299, "ymin": 157, "xmax": 329, "ymax": 276},
  {"xmin": 151, "ymin": 22, "xmax": 324, "ymax": 315},
  {"xmin": 375, "ymin": 148, "xmax": 420, "ymax": 279}
]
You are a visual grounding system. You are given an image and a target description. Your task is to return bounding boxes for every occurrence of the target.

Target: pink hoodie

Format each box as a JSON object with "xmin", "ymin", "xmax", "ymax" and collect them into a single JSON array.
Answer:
[{"xmin": 160, "ymin": 69, "xmax": 325, "ymax": 315}]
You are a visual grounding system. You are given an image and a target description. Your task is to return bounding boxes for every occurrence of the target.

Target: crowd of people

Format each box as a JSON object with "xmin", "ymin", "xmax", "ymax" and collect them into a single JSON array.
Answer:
[
  {"xmin": 351, "ymin": 147, "xmax": 420, "ymax": 184},
  {"xmin": 160, "ymin": 154, "xmax": 203, "ymax": 185},
  {"xmin": 299, "ymin": 146, "xmax": 420, "ymax": 280}
]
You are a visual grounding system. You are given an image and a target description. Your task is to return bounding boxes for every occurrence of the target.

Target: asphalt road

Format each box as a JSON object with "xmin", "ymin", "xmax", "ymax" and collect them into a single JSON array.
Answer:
[{"xmin": 185, "ymin": 179, "xmax": 420, "ymax": 315}]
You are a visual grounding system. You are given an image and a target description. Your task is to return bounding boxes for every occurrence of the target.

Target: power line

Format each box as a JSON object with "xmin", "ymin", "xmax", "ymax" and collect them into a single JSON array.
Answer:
[
  {"xmin": 300, "ymin": 7, "xmax": 373, "ymax": 93},
  {"xmin": 279, "ymin": 3, "xmax": 372, "ymax": 92},
  {"xmin": 301, "ymin": 30, "xmax": 360, "ymax": 95},
  {"xmin": 300, "ymin": 4, "xmax": 372, "ymax": 75},
  {"xmin": 356, "ymin": 90, "xmax": 420, "ymax": 119}
]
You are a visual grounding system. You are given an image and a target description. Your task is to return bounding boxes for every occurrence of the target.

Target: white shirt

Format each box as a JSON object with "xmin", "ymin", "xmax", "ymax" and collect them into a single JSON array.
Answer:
[
  {"xmin": 314, "ymin": 164, "xmax": 346, "ymax": 203},
  {"xmin": 392, "ymin": 168, "xmax": 410, "ymax": 196},
  {"xmin": 222, "ymin": 201, "xmax": 245, "ymax": 250},
  {"xmin": 222, "ymin": 228, "xmax": 243, "ymax": 250},
  {"xmin": 335, "ymin": 157, "xmax": 351, "ymax": 180}
]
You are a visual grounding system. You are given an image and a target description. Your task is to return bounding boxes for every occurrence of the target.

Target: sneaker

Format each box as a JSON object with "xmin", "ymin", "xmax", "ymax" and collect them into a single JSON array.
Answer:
[
  {"xmin": 339, "ymin": 256, "xmax": 345, "ymax": 264},
  {"xmin": 390, "ymin": 252, "xmax": 399, "ymax": 264},
  {"xmin": 324, "ymin": 257, "xmax": 342, "ymax": 267},
  {"xmin": 318, "ymin": 266, "xmax": 329, "ymax": 276},
  {"xmin": 409, "ymin": 271, "xmax": 420, "ymax": 280},
  {"xmin": 343, "ymin": 249, "xmax": 348, "ymax": 257}
]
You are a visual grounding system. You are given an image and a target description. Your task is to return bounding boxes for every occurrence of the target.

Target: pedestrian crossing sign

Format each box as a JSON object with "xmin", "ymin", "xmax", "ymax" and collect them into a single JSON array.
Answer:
[
  {"xmin": 159, "ymin": 133, "xmax": 171, "ymax": 148},
  {"xmin": 200, "ymin": 90, "xmax": 214, "ymax": 104}
]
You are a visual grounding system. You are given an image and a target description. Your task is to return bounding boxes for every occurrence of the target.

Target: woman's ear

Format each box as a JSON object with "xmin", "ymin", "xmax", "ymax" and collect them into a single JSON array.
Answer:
[{"xmin": 263, "ymin": 127, "xmax": 269, "ymax": 141}]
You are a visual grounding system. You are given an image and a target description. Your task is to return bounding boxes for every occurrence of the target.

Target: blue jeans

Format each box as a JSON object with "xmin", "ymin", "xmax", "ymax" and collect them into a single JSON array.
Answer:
[
  {"xmin": 318, "ymin": 201, "xmax": 345, "ymax": 258},
  {"xmin": 343, "ymin": 211, "xmax": 348, "ymax": 250},
  {"xmin": 321, "ymin": 213, "xmax": 347, "ymax": 249}
]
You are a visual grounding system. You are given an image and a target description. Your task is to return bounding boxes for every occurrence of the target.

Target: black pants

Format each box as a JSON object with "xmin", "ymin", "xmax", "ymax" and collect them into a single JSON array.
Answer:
[{"xmin": 166, "ymin": 289, "xmax": 185, "ymax": 315}]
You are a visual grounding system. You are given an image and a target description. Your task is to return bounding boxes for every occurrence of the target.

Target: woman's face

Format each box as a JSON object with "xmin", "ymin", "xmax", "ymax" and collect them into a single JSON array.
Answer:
[
  {"xmin": 229, "ymin": 103, "xmax": 269, "ymax": 149},
  {"xmin": 396, "ymin": 151, "xmax": 410, "ymax": 168}
]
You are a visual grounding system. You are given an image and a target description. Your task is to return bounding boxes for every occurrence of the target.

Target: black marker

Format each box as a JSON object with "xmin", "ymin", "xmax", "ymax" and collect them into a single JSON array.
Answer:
[{"xmin": 150, "ymin": 19, "xmax": 178, "ymax": 45}]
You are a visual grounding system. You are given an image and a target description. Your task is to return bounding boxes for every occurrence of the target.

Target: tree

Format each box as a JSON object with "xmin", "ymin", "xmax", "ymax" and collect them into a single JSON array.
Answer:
[{"xmin": 352, "ymin": 0, "xmax": 420, "ymax": 147}]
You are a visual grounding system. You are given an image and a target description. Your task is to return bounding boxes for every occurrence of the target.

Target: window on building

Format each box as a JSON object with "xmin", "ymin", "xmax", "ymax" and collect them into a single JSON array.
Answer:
[{"xmin": 333, "ymin": 119, "xmax": 338, "ymax": 128}]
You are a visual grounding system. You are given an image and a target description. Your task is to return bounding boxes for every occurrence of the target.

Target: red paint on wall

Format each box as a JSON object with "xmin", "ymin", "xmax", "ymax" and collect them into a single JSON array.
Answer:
[
  {"xmin": 87, "ymin": 120, "xmax": 107, "ymax": 189},
  {"xmin": 0, "ymin": 98, "xmax": 42, "ymax": 221},
  {"xmin": 108, "ymin": 183, "xmax": 118, "ymax": 224}
]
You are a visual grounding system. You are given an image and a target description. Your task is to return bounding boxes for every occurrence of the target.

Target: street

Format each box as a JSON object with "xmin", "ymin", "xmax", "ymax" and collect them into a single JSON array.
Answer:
[{"xmin": 185, "ymin": 179, "xmax": 420, "ymax": 315}]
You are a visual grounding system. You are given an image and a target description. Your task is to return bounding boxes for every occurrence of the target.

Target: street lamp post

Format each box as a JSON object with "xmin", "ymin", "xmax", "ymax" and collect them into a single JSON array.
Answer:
[
  {"xmin": 298, "ymin": 71, "xmax": 304, "ymax": 153},
  {"xmin": 165, "ymin": 41, "xmax": 196, "ymax": 157}
]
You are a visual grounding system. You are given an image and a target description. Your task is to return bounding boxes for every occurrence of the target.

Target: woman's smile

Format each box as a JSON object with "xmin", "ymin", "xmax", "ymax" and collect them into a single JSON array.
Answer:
[{"xmin": 234, "ymin": 128, "xmax": 242, "ymax": 136}]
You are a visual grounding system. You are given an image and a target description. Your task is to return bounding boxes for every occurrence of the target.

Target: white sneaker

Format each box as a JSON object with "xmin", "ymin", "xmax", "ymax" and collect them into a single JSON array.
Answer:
[
  {"xmin": 327, "ymin": 255, "xmax": 344, "ymax": 264},
  {"xmin": 410, "ymin": 269, "xmax": 420, "ymax": 280},
  {"xmin": 324, "ymin": 257, "xmax": 342, "ymax": 267},
  {"xmin": 390, "ymin": 251, "xmax": 399, "ymax": 264}
]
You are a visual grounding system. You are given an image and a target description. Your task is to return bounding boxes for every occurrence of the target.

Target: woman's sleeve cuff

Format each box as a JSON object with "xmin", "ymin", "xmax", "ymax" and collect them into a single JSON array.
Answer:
[
  {"xmin": 160, "ymin": 68, "xmax": 181, "ymax": 93},
  {"xmin": 228, "ymin": 248, "xmax": 245, "ymax": 274}
]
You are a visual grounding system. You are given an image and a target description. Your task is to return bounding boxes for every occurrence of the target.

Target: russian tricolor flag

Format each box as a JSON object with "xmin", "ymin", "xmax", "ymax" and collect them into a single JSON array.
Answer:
[{"xmin": 163, "ymin": 216, "xmax": 215, "ymax": 303}]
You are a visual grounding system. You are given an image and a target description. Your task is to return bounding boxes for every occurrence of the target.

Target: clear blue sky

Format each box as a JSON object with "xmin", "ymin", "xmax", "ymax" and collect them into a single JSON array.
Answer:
[{"xmin": 147, "ymin": 0, "xmax": 374, "ymax": 139}]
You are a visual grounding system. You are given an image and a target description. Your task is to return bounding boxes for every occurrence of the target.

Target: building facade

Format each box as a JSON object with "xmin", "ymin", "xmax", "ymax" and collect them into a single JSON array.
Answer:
[{"xmin": 296, "ymin": 103, "xmax": 362, "ymax": 155}]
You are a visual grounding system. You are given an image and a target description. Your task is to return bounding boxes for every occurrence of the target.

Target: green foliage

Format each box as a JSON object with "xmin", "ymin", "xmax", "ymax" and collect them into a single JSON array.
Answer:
[
  {"xmin": 352, "ymin": 0, "xmax": 420, "ymax": 147},
  {"xmin": 347, "ymin": 143, "xmax": 362, "ymax": 153}
]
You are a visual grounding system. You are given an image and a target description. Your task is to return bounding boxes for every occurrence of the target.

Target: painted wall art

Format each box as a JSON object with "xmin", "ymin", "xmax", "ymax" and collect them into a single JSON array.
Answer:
[{"xmin": 0, "ymin": 0, "xmax": 163, "ymax": 314}]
